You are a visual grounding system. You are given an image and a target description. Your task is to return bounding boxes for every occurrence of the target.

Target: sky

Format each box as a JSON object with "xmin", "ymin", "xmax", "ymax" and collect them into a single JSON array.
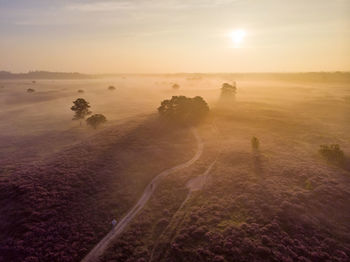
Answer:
[{"xmin": 0, "ymin": 0, "xmax": 350, "ymax": 73}]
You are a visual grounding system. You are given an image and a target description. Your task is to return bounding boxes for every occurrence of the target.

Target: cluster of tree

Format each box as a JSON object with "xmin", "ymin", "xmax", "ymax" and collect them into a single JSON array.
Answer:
[
  {"xmin": 158, "ymin": 95, "xmax": 209, "ymax": 125},
  {"xmin": 71, "ymin": 98, "xmax": 107, "ymax": 129},
  {"xmin": 0, "ymin": 70, "xmax": 90, "ymax": 79},
  {"xmin": 221, "ymin": 82, "xmax": 237, "ymax": 97}
]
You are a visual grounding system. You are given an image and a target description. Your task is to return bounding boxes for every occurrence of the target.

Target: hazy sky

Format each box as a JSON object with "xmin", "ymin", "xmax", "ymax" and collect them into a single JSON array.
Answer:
[{"xmin": 1, "ymin": 0, "xmax": 350, "ymax": 73}]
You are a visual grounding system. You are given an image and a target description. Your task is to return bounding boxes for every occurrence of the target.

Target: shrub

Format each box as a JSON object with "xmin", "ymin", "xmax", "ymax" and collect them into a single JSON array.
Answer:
[
  {"xmin": 221, "ymin": 82, "xmax": 236, "ymax": 97},
  {"xmin": 158, "ymin": 96, "xmax": 209, "ymax": 125},
  {"xmin": 251, "ymin": 137, "xmax": 260, "ymax": 150},
  {"xmin": 27, "ymin": 88, "xmax": 35, "ymax": 93},
  {"xmin": 108, "ymin": 85, "xmax": 116, "ymax": 91},
  {"xmin": 86, "ymin": 114, "xmax": 107, "ymax": 129},
  {"xmin": 172, "ymin": 83, "xmax": 180, "ymax": 90},
  {"xmin": 319, "ymin": 144, "xmax": 345, "ymax": 165}
]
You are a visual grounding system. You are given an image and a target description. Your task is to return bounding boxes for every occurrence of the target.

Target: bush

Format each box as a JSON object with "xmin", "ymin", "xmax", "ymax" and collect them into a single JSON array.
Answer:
[
  {"xmin": 158, "ymin": 96, "xmax": 209, "ymax": 125},
  {"xmin": 86, "ymin": 114, "xmax": 107, "ymax": 129},
  {"xmin": 319, "ymin": 144, "xmax": 345, "ymax": 165},
  {"xmin": 27, "ymin": 88, "xmax": 35, "ymax": 93},
  {"xmin": 172, "ymin": 83, "xmax": 180, "ymax": 90},
  {"xmin": 221, "ymin": 82, "xmax": 236, "ymax": 97},
  {"xmin": 251, "ymin": 137, "xmax": 260, "ymax": 150},
  {"xmin": 108, "ymin": 85, "xmax": 116, "ymax": 91}
]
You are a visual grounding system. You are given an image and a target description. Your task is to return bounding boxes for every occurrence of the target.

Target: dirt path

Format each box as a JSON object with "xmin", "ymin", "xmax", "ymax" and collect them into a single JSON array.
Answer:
[
  {"xmin": 81, "ymin": 128, "xmax": 204, "ymax": 262},
  {"xmin": 149, "ymin": 159, "xmax": 217, "ymax": 261}
]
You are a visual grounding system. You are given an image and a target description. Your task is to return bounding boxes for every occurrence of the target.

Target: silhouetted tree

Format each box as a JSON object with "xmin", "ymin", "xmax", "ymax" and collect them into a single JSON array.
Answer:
[
  {"xmin": 71, "ymin": 98, "xmax": 91, "ymax": 126},
  {"xmin": 27, "ymin": 88, "xmax": 35, "ymax": 93},
  {"xmin": 158, "ymin": 95, "xmax": 209, "ymax": 125},
  {"xmin": 108, "ymin": 85, "xmax": 116, "ymax": 91},
  {"xmin": 172, "ymin": 83, "xmax": 180, "ymax": 90},
  {"xmin": 86, "ymin": 114, "xmax": 107, "ymax": 129},
  {"xmin": 251, "ymin": 137, "xmax": 260, "ymax": 150}
]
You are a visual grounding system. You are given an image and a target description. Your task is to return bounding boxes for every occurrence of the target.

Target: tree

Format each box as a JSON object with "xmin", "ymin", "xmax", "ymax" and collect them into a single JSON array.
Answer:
[
  {"xmin": 77, "ymin": 89, "xmax": 84, "ymax": 93},
  {"xmin": 71, "ymin": 98, "xmax": 91, "ymax": 126},
  {"xmin": 86, "ymin": 114, "xmax": 107, "ymax": 129},
  {"xmin": 251, "ymin": 137, "xmax": 260, "ymax": 150},
  {"xmin": 221, "ymin": 82, "xmax": 237, "ymax": 97},
  {"xmin": 27, "ymin": 88, "xmax": 35, "ymax": 93},
  {"xmin": 158, "ymin": 95, "xmax": 209, "ymax": 125},
  {"xmin": 108, "ymin": 85, "xmax": 116, "ymax": 91}
]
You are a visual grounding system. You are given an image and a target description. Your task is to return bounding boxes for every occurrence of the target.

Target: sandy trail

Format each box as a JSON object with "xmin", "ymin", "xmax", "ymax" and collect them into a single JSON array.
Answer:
[
  {"xmin": 81, "ymin": 128, "xmax": 203, "ymax": 262},
  {"xmin": 149, "ymin": 159, "xmax": 216, "ymax": 261}
]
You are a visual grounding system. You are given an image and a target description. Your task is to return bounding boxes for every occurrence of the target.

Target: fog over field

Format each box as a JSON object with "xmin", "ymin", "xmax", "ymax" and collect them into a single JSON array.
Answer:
[
  {"xmin": 0, "ymin": 74, "xmax": 349, "ymax": 262},
  {"xmin": 1, "ymin": 0, "xmax": 350, "ymax": 261}
]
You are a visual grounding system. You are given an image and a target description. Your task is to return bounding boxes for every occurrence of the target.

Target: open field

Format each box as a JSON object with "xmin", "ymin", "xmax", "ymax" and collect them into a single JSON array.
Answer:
[{"xmin": 0, "ymin": 75, "xmax": 350, "ymax": 261}]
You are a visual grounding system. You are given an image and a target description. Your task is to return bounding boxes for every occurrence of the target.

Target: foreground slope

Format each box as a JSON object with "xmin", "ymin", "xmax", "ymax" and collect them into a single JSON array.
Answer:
[{"xmin": 0, "ymin": 117, "xmax": 195, "ymax": 262}]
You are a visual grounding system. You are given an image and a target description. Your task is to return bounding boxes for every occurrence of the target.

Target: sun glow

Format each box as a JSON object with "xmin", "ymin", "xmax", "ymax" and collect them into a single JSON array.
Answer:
[{"xmin": 230, "ymin": 29, "xmax": 246, "ymax": 47}]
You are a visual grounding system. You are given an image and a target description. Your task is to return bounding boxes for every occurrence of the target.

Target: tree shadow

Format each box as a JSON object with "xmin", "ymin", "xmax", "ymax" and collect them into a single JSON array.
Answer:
[{"xmin": 340, "ymin": 156, "xmax": 350, "ymax": 172}]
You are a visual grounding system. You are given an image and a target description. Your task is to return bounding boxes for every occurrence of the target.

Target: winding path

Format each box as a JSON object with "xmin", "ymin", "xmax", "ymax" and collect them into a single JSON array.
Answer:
[{"xmin": 81, "ymin": 128, "xmax": 204, "ymax": 262}]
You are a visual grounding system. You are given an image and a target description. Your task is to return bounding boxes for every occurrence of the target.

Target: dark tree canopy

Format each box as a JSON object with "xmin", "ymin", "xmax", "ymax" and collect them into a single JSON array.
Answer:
[
  {"xmin": 221, "ymin": 82, "xmax": 237, "ymax": 97},
  {"xmin": 158, "ymin": 95, "xmax": 209, "ymax": 125},
  {"xmin": 27, "ymin": 88, "xmax": 35, "ymax": 93},
  {"xmin": 86, "ymin": 114, "xmax": 107, "ymax": 129},
  {"xmin": 108, "ymin": 85, "xmax": 116, "ymax": 90},
  {"xmin": 71, "ymin": 98, "xmax": 91, "ymax": 122}
]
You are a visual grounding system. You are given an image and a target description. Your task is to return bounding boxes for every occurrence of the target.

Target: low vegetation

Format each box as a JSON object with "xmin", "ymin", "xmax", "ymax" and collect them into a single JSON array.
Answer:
[
  {"xmin": 86, "ymin": 114, "xmax": 107, "ymax": 129},
  {"xmin": 319, "ymin": 144, "xmax": 345, "ymax": 165},
  {"xmin": 251, "ymin": 136, "xmax": 260, "ymax": 150},
  {"xmin": 221, "ymin": 82, "xmax": 237, "ymax": 97},
  {"xmin": 172, "ymin": 83, "xmax": 180, "ymax": 90},
  {"xmin": 1, "ymin": 75, "xmax": 349, "ymax": 262}
]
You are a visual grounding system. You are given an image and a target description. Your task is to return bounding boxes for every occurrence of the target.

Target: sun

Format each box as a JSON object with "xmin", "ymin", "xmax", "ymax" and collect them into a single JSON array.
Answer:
[{"xmin": 230, "ymin": 29, "xmax": 246, "ymax": 47}]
